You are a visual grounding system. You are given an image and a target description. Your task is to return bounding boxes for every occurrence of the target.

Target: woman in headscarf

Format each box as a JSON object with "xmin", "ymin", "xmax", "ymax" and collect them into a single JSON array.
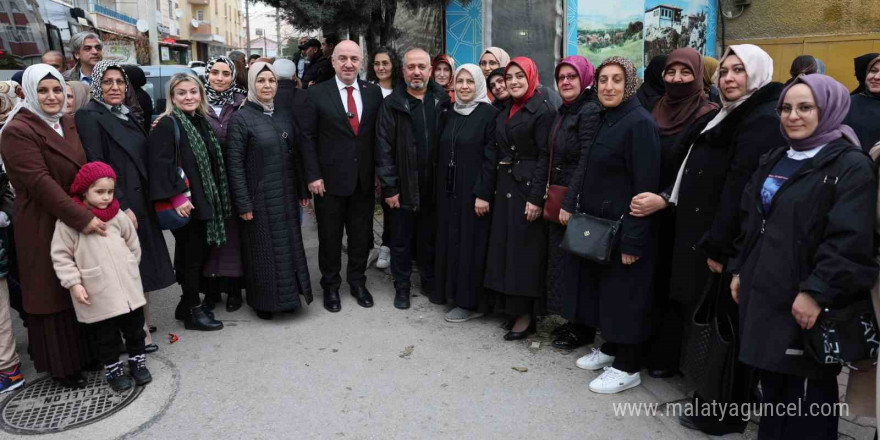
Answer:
[
  {"xmin": 431, "ymin": 54, "xmax": 456, "ymax": 102},
  {"xmin": 432, "ymin": 63, "xmax": 498, "ymax": 322},
  {"xmin": 628, "ymin": 48, "xmax": 719, "ymax": 378},
  {"xmin": 0, "ymin": 64, "xmax": 101, "ymax": 388},
  {"xmin": 122, "ymin": 65, "xmax": 153, "ymax": 133},
  {"xmin": 75, "ymin": 61, "xmax": 175, "ymax": 351},
  {"xmin": 480, "ymin": 47, "xmax": 511, "ymax": 102},
  {"xmin": 702, "ymin": 56, "xmax": 722, "ymax": 105},
  {"xmin": 844, "ymin": 55, "xmax": 880, "ymax": 150},
  {"xmin": 148, "ymin": 72, "xmax": 227, "ymax": 331},
  {"xmin": 669, "ymin": 44, "xmax": 785, "ymax": 435},
  {"xmin": 730, "ymin": 74, "xmax": 875, "ymax": 439},
  {"xmin": 851, "ymin": 53, "xmax": 879, "ymax": 95},
  {"xmin": 483, "ymin": 57, "xmax": 556, "ymax": 340},
  {"xmin": 486, "ymin": 68, "xmax": 509, "ymax": 111},
  {"xmin": 535, "ymin": 55, "xmax": 602, "ymax": 350},
  {"xmin": 636, "ymin": 54, "xmax": 667, "ymax": 111},
  {"xmin": 200, "ymin": 55, "xmax": 247, "ymax": 313},
  {"xmin": 558, "ymin": 56, "xmax": 660, "ymax": 394},
  {"xmin": 0, "ymin": 81, "xmax": 18, "ymax": 129},
  {"xmin": 65, "ymin": 81, "xmax": 90, "ymax": 115},
  {"xmin": 226, "ymin": 62, "xmax": 313, "ymax": 319}
]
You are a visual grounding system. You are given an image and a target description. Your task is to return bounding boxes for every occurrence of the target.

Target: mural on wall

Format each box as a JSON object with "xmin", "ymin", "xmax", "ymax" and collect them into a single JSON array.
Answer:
[
  {"xmin": 643, "ymin": 0, "xmax": 716, "ymax": 66},
  {"xmin": 446, "ymin": 0, "xmax": 483, "ymax": 65},
  {"xmin": 575, "ymin": 0, "xmax": 715, "ymax": 73}
]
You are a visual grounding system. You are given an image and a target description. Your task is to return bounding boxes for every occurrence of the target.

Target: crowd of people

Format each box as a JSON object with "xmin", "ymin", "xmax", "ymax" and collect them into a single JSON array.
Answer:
[{"xmin": 0, "ymin": 30, "xmax": 878, "ymax": 439}]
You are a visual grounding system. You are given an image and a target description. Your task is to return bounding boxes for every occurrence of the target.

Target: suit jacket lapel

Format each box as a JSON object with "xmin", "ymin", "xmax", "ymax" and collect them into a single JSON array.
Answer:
[{"xmin": 92, "ymin": 104, "xmax": 148, "ymax": 178}]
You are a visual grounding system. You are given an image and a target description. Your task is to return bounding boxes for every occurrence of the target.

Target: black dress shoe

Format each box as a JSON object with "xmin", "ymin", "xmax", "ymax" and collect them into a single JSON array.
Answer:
[
  {"xmin": 504, "ymin": 321, "xmax": 536, "ymax": 341},
  {"xmin": 324, "ymin": 289, "xmax": 341, "ymax": 313},
  {"xmin": 255, "ymin": 310, "xmax": 273, "ymax": 320},
  {"xmin": 144, "ymin": 344, "xmax": 159, "ymax": 354},
  {"xmin": 552, "ymin": 331, "xmax": 591, "ymax": 350},
  {"xmin": 184, "ymin": 306, "xmax": 224, "ymax": 331},
  {"xmin": 148, "ymin": 325, "xmax": 157, "ymax": 333},
  {"xmin": 226, "ymin": 291, "xmax": 243, "ymax": 312},
  {"xmin": 648, "ymin": 368, "xmax": 678, "ymax": 378},
  {"xmin": 175, "ymin": 302, "xmax": 214, "ymax": 320},
  {"xmin": 350, "ymin": 284, "xmax": 374, "ymax": 308},
  {"xmin": 394, "ymin": 288, "xmax": 411, "ymax": 310}
]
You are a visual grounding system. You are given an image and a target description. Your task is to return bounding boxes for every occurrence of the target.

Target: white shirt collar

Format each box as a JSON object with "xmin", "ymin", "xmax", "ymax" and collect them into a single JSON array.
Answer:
[
  {"xmin": 80, "ymin": 68, "xmax": 90, "ymax": 82},
  {"xmin": 786, "ymin": 144, "xmax": 826, "ymax": 160},
  {"xmin": 335, "ymin": 75, "xmax": 358, "ymax": 91}
]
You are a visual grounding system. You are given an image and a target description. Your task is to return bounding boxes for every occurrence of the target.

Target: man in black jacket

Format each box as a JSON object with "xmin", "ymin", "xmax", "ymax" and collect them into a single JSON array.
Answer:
[
  {"xmin": 376, "ymin": 48, "xmax": 451, "ymax": 309},
  {"xmin": 299, "ymin": 40, "xmax": 383, "ymax": 313},
  {"xmin": 300, "ymin": 38, "xmax": 332, "ymax": 89}
]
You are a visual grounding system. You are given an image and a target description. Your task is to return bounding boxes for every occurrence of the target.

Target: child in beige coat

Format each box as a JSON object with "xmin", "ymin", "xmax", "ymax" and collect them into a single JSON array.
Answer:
[{"xmin": 51, "ymin": 162, "xmax": 151, "ymax": 392}]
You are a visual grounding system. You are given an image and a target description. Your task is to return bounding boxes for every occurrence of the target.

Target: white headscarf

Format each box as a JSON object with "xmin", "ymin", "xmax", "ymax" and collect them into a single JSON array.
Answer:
[
  {"xmin": 247, "ymin": 61, "xmax": 276, "ymax": 115},
  {"xmin": 0, "ymin": 64, "xmax": 67, "ymax": 142},
  {"xmin": 670, "ymin": 44, "xmax": 774, "ymax": 204},
  {"xmin": 701, "ymin": 44, "xmax": 774, "ymax": 133},
  {"xmin": 453, "ymin": 64, "xmax": 491, "ymax": 116}
]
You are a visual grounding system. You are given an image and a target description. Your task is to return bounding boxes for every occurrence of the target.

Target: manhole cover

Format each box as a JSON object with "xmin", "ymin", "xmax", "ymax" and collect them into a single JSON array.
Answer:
[{"xmin": 0, "ymin": 370, "xmax": 143, "ymax": 434}]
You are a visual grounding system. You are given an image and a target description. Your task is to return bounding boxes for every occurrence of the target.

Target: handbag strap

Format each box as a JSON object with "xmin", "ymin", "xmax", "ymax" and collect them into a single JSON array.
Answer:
[
  {"xmin": 169, "ymin": 114, "xmax": 182, "ymax": 168},
  {"xmin": 545, "ymin": 115, "xmax": 565, "ymax": 197}
]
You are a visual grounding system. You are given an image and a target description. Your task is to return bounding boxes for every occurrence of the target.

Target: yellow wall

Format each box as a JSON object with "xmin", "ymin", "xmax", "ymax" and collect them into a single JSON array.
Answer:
[{"xmin": 729, "ymin": 34, "xmax": 880, "ymax": 91}]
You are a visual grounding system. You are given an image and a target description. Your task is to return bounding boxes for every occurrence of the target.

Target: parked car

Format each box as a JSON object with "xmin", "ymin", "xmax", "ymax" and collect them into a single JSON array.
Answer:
[{"xmin": 138, "ymin": 65, "xmax": 196, "ymax": 120}]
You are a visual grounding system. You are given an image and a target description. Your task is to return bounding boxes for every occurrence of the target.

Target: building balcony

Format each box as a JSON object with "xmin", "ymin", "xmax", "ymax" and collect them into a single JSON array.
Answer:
[
  {"xmin": 91, "ymin": 2, "xmax": 137, "ymax": 25},
  {"xmin": 188, "ymin": 0, "xmax": 209, "ymax": 5}
]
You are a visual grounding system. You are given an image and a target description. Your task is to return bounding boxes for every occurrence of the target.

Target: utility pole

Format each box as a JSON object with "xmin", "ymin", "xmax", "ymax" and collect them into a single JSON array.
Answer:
[
  {"xmin": 275, "ymin": 6, "xmax": 281, "ymax": 58},
  {"xmin": 245, "ymin": 0, "xmax": 251, "ymax": 55}
]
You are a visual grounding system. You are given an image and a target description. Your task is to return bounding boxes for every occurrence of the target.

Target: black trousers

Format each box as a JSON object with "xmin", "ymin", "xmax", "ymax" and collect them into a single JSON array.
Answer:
[
  {"xmin": 757, "ymin": 369, "xmax": 839, "ymax": 440},
  {"xmin": 381, "ymin": 200, "xmax": 392, "ymax": 246},
  {"xmin": 600, "ymin": 342, "xmax": 642, "ymax": 374},
  {"xmin": 389, "ymin": 207, "xmax": 435, "ymax": 290},
  {"xmin": 314, "ymin": 188, "xmax": 374, "ymax": 291},
  {"xmin": 171, "ymin": 220, "xmax": 210, "ymax": 309},
  {"xmin": 88, "ymin": 307, "xmax": 146, "ymax": 366}
]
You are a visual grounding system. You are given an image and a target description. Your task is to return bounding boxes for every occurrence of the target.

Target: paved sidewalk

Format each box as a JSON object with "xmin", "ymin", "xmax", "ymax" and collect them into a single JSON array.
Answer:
[{"xmin": 0, "ymin": 211, "xmax": 872, "ymax": 439}]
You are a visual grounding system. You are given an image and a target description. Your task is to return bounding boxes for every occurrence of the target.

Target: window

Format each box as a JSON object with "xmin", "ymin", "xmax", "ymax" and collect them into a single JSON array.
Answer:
[
  {"xmin": 196, "ymin": 9, "xmax": 203, "ymax": 20},
  {"xmin": 167, "ymin": 0, "xmax": 172, "ymax": 17},
  {"xmin": 16, "ymin": 26, "xmax": 33, "ymax": 41},
  {"xmin": 213, "ymin": 0, "xmax": 217, "ymax": 14},
  {"xmin": 0, "ymin": 2, "xmax": 6, "ymax": 13},
  {"xmin": 9, "ymin": 2, "xmax": 18, "ymax": 12}
]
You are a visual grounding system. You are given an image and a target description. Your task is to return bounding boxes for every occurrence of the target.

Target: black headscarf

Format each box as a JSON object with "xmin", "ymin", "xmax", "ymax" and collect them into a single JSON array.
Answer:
[
  {"xmin": 636, "ymin": 55, "xmax": 667, "ymax": 112},
  {"xmin": 852, "ymin": 53, "xmax": 879, "ymax": 95},
  {"xmin": 122, "ymin": 65, "xmax": 146, "ymax": 89}
]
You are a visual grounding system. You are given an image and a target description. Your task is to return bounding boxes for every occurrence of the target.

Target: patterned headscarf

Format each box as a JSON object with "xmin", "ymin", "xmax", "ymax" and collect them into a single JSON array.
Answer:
[
  {"xmin": 247, "ymin": 61, "xmax": 276, "ymax": 115},
  {"xmin": 452, "ymin": 64, "xmax": 490, "ymax": 116},
  {"xmin": 596, "ymin": 56, "xmax": 640, "ymax": 104},
  {"xmin": 205, "ymin": 55, "xmax": 246, "ymax": 106},
  {"xmin": 89, "ymin": 60, "xmax": 130, "ymax": 112},
  {"xmin": 0, "ymin": 81, "xmax": 19, "ymax": 126}
]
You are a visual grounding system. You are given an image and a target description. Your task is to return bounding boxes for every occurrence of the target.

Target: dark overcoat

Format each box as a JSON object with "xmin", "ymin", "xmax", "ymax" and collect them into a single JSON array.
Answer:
[
  {"xmin": 1, "ymin": 110, "xmax": 94, "ymax": 314},
  {"xmin": 563, "ymin": 97, "xmax": 661, "ymax": 343},
  {"xmin": 226, "ymin": 102, "xmax": 313, "ymax": 311},
  {"xmin": 76, "ymin": 101, "xmax": 176, "ymax": 292},
  {"xmin": 843, "ymin": 93, "xmax": 880, "ymax": 151}
]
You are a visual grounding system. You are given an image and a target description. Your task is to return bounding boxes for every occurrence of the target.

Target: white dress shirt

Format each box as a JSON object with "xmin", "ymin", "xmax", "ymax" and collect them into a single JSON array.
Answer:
[
  {"xmin": 786, "ymin": 143, "xmax": 826, "ymax": 160},
  {"xmin": 335, "ymin": 75, "xmax": 362, "ymax": 119}
]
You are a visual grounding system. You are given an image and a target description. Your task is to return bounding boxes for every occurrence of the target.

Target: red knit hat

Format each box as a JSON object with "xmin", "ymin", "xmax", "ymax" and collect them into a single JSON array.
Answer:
[{"xmin": 70, "ymin": 162, "xmax": 116, "ymax": 195}]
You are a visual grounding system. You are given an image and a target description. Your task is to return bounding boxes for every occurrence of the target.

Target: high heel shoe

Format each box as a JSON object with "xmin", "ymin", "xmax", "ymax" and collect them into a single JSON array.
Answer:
[
  {"xmin": 184, "ymin": 306, "xmax": 224, "ymax": 331},
  {"xmin": 504, "ymin": 320, "xmax": 536, "ymax": 341}
]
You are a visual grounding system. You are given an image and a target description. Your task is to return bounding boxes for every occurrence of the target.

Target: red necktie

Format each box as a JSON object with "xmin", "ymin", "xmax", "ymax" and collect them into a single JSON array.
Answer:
[{"xmin": 346, "ymin": 86, "xmax": 359, "ymax": 135}]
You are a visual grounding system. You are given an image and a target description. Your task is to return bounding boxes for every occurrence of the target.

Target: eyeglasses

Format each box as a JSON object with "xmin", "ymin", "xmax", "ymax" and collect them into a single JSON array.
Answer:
[
  {"xmin": 777, "ymin": 104, "xmax": 816, "ymax": 117},
  {"xmin": 101, "ymin": 79, "xmax": 126, "ymax": 87},
  {"xmin": 557, "ymin": 73, "xmax": 579, "ymax": 83}
]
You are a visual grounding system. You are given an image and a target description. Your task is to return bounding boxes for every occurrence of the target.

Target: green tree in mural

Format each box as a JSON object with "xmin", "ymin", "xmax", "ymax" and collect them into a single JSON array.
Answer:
[{"xmin": 259, "ymin": 0, "xmax": 465, "ymax": 54}]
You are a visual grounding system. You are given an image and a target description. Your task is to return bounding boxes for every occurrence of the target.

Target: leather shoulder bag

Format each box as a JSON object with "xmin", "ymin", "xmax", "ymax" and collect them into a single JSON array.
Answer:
[{"xmin": 542, "ymin": 116, "xmax": 567, "ymax": 224}]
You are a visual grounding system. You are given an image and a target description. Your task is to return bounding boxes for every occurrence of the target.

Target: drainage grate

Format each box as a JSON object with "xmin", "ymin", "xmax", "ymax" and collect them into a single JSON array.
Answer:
[{"xmin": 0, "ymin": 370, "xmax": 142, "ymax": 434}]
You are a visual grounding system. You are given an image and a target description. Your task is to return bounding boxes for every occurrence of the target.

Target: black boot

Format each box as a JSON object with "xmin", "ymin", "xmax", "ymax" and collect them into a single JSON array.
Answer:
[
  {"xmin": 184, "ymin": 306, "xmax": 224, "ymax": 331},
  {"xmin": 175, "ymin": 301, "xmax": 214, "ymax": 320},
  {"xmin": 226, "ymin": 288, "xmax": 243, "ymax": 312},
  {"xmin": 255, "ymin": 310, "xmax": 273, "ymax": 320},
  {"xmin": 128, "ymin": 354, "xmax": 152, "ymax": 386},
  {"xmin": 105, "ymin": 361, "xmax": 132, "ymax": 392},
  {"xmin": 394, "ymin": 288, "xmax": 411, "ymax": 310}
]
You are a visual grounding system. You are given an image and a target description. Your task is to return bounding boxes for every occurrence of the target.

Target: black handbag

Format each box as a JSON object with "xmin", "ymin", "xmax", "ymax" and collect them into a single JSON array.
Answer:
[
  {"xmin": 558, "ymin": 131, "xmax": 622, "ymax": 264},
  {"xmin": 803, "ymin": 299, "xmax": 880, "ymax": 365}
]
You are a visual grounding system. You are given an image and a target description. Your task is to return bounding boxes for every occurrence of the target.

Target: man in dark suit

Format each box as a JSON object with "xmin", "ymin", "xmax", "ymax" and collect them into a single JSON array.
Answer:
[{"xmin": 299, "ymin": 40, "xmax": 383, "ymax": 313}]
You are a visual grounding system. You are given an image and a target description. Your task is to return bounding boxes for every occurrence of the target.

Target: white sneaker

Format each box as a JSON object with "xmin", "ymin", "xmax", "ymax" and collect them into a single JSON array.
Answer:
[
  {"xmin": 376, "ymin": 246, "xmax": 391, "ymax": 269},
  {"xmin": 576, "ymin": 348, "xmax": 615, "ymax": 370},
  {"xmin": 589, "ymin": 367, "xmax": 641, "ymax": 394}
]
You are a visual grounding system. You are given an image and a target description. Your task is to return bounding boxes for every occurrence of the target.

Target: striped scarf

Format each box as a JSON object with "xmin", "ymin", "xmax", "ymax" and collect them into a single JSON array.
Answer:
[{"xmin": 173, "ymin": 107, "xmax": 231, "ymax": 246}]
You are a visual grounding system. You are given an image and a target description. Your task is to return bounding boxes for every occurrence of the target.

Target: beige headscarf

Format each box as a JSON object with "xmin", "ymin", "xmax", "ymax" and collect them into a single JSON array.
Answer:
[
  {"xmin": 67, "ymin": 81, "xmax": 90, "ymax": 113},
  {"xmin": 483, "ymin": 47, "xmax": 511, "ymax": 69},
  {"xmin": 247, "ymin": 61, "xmax": 276, "ymax": 114},
  {"xmin": 453, "ymin": 64, "xmax": 491, "ymax": 116}
]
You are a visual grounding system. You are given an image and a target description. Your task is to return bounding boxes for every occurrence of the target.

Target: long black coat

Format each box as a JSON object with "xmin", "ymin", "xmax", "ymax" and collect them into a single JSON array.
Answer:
[
  {"xmin": 75, "ymin": 101, "xmax": 175, "ymax": 293},
  {"xmin": 563, "ymin": 97, "xmax": 661, "ymax": 343},
  {"xmin": 226, "ymin": 102, "xmax": 313, "ymax": 311},
  {"xmin": 483, "ymin": 90, "xmax": 557, "ymax": 301},
  {"xmin": 432, "ymin": 102, "xmax": 497, "ymax": 310},
  {"xmin": 729, "ymin": 140, "xmax": 877, "ymax": 379},
  {"xmin": 535, "ymin": 92, "xmax": 602, "ymax": 315},
  {"xmin": 669, "ymin": 83, "xmax": 785, "ymax": 308},
  {"xmin": 843, "ymin": 93, "xmax": 880, "ymax": 151}
]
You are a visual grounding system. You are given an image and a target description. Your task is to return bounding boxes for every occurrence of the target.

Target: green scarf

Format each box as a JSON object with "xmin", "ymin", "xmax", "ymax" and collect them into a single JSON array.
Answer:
[{"xmin": 173, "ymin": 107, "xmax": 232, "ymax": 246}]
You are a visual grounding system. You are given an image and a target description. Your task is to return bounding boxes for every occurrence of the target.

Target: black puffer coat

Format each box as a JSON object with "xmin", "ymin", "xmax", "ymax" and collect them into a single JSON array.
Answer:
[
  {"xmin": 226, "ymin": 102, "xmax": 313, "ymax": 311},
  {"xmin": 729, "ymin": 140, "xmax": 877, "ymax": 379}
]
